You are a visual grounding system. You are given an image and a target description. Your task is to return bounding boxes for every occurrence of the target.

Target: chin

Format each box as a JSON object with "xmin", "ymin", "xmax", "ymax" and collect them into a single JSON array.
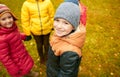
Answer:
[
  {"xmin": 6, "ymin": 26, "xmax": 13, "ymax": 28},
  {"xmin": 56, "ymin": 33, "xmax": 64, "ymax": 37}
]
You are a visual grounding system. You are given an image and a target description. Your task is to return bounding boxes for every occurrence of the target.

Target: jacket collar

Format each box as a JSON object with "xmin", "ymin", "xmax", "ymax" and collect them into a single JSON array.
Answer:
[{"xmin": 0, "ymin": 22, "xmax": 17, "ymax": 35}]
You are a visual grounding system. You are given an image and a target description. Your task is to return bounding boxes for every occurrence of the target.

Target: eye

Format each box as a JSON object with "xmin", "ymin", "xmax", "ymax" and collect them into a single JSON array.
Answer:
[
  {"xmin": 8, "ymin": 16, "xmax": 13, "ymax": 19},
  {"xmin": 1, "ymin": 18, "xmax": 6, "ymax": 21},
  {"xmin": 63, "ymin": 21, "xmax": 69, "ymax": 25},
  {"xmin": 64, "ymin": 22, "xmax": 68, "ymax": 24},
  {"xmin": 55, "ymin": 19, "xmax": 59, "ymax": 22}
]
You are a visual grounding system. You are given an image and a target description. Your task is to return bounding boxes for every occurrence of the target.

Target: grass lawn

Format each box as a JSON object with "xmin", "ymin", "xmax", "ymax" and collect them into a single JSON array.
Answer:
[{"xmin": 0, "ymin": 0, "xmax": 120, "ymax": 77}]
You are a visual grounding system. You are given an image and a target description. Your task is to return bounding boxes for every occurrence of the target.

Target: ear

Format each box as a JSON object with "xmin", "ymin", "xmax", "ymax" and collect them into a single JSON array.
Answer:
[{"xmin": 72, "ymin": 27, "xmax": 75, "ymax": 30}]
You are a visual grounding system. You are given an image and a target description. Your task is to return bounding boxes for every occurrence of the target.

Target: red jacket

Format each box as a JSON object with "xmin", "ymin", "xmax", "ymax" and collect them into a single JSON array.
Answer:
[
  {"xmin": 0, "ymin": 23, "xmax": 34, "ymax": 77},
  {"xmin": 80, "ymin": 3, "xmax": 87, "ymax": 26}
]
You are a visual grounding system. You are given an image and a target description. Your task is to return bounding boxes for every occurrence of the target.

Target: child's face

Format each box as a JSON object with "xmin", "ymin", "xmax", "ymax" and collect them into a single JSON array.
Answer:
[
  {"xmin": 0, "ymin": 12, "xmax": 14, "ymax": 28},
  {"xmin": 54, "ymin": 18, "xmax": 74, "ymax": 36}
]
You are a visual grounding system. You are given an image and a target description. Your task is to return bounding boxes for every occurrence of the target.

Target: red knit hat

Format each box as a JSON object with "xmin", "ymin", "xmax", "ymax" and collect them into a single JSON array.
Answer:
[{"xmin": 0, "ymin": 4, "xmax": 17, "ymax": 20}]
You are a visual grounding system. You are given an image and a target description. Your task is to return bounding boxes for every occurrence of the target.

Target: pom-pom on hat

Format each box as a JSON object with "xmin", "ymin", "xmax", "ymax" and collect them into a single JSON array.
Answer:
[
  {"xmin": 64, "ymin": 0, "xmax": 79, "ymax": 5},
  {"xmin": 54, "ymin": 2, "xmax": 80, "ymax": 30},
  {"xmin": 0, "ymin": 4, "xmax": 17, "ymax": 20}
]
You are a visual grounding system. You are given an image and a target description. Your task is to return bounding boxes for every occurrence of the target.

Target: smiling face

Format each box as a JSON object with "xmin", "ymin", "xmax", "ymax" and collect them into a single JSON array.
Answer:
[
  {"xmin": 54, "ymin": 18, "xmax": 74, "ymax": 37},
  {"xmin": 0, "ymin": 12, "xmax": 14, "ymax": 28}
]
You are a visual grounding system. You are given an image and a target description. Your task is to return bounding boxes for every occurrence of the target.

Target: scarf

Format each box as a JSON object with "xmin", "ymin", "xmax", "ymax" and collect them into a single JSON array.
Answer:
[{"xmin": 50, "ymin": 31, "xmax": 86, "ymax": 56}]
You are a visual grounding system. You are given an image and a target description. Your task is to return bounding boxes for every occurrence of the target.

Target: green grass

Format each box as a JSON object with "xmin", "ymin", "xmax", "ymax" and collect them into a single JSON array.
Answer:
[{"xmin": 0, "ymin": 0, "xmax": 120, "ymax": 77}]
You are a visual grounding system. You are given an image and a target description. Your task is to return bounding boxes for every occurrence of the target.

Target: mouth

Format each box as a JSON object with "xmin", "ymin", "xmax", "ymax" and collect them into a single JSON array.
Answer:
[{"xmin": 56, "ymin": 29, "xmax": 64, "ymax": 33}]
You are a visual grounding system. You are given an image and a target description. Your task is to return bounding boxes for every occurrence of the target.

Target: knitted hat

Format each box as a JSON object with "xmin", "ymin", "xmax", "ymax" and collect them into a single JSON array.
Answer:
[
  {"xmin": 54, "ymin": 2, "xmax": 80, "ymax": 30},
  {"xmin": 64, "ymin": 0, "xmax": 79, "ymax": 5},
  {"xmin": 0, "ymin": 4, "xmax": 17, "ymax": 20}
]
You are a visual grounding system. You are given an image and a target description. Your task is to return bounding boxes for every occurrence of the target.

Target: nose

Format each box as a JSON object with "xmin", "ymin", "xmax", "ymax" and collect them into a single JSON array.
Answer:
[
  {"xmin": 6, "ymin": 18, "xmax": 11, "ymax": 23},
  {"xmin": 56, "ymin": 22, "xmax": 63, "ymax": 29}
]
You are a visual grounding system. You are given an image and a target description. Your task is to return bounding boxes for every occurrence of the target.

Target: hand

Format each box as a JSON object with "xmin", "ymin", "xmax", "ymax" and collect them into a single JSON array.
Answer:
[
  {"xmin": 76, "ymin": 23, "xmax": 86, "ymax": 33},
  {"xmin": 25, "ymin": 36, "xmax": 32, "ymax": 41}
]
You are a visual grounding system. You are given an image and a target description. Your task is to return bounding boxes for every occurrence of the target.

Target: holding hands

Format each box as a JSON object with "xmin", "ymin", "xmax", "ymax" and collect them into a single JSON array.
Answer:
[{"xmin": 25, "ymin": 35, "xmax": 32, "ymax": 41}]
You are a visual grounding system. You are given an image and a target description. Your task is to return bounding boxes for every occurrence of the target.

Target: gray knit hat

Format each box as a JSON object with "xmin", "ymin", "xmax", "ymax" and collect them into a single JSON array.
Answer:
[
  {"xmin": 54, "ymin": 2, "xmax": 80, "ymax": 30},
  {"xmin": 64, "ymin": 0, "xmax": 79, "ymax": 5}
]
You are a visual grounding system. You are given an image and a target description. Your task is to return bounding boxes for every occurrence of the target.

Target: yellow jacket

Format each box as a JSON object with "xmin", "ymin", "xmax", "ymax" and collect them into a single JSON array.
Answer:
[{"xmin": 21, "ymin": 0, "xmax": 54, "ymax": 35}]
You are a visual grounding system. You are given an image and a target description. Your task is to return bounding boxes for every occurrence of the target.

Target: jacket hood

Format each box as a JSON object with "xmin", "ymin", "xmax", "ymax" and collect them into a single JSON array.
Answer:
[{"xmin": 63, "ymin": 32, "xmax": 86, "ymax": 48}]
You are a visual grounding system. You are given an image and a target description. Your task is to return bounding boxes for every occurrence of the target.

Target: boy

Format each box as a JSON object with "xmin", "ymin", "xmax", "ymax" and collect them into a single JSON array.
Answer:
[{"xmin": 47, "ymin": 2, "xmax": 86, "ymax": 77}]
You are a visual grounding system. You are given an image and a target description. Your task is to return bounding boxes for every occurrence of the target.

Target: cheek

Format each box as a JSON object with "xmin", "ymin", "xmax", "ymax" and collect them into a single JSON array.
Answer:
[
  {"xmin": 53, "ymin": 21, "xmax": 58, "ymax": 28},
  {"xmin": 10, "ymin": 18, "xmax": 14, "ymax": 21},
  {"xmin": 0, "ymin": 21, "xmax": 4, "ymax": 26},
  {"xmin": 64, "ymin": 25, "xmax": 73, "ymax": 31},
  {"xmin": 53, "ymin": 22, "xmax": 56, "ymax": 27},
  {"xmin": 67, "ymin": 29, "xmax": 73, "ymax": 33}
]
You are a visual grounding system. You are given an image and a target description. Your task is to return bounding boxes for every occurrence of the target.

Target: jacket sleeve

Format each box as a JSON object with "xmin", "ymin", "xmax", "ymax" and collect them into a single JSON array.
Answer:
[
  {"xmin": 21, "ymin": 2, "xmax": 31, "ymax": 36},
  {"xmin": 20, "ymin": 33, "xmax": 26, "ymax": 40},
  {"xmin": 0, "ymin": 41, "xmax": 20, "ymax": 77},
  {"xmin": 80, "ymin": 4, "xmax": 87, "ymax": 26},
  {"xmin": 58, "ymin": 51, "xmax": 81, "ymax": 77}
]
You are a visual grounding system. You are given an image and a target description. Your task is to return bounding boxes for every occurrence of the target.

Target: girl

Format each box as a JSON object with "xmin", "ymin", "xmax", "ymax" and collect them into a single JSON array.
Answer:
[
  {"xmin": 47, "ymin": 2, "xmax": 86, "ymax": 77},
  {"xmin": 0, "ymin": 4, "xmax": 34, "ymax": 77}
]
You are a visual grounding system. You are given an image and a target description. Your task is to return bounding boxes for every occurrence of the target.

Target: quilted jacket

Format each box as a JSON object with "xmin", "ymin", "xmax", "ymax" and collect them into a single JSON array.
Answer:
[
  {"xmin": 80, "ymin": 3, "xmax": 87, "ymax": 26},
  {"xmin": 21, "ymin": 0, "xmax": 55, "ymax": 35},
  {"xmin": 47, "ymin": 47, "xmax": 82, "ymax": 77},
  {"xmin": 47, "ymin": 29, "xmax": 86, "ymax": 77},
  {"xmin": 0, "ymin": 23, "xmax": 34, "ymax": 77}
]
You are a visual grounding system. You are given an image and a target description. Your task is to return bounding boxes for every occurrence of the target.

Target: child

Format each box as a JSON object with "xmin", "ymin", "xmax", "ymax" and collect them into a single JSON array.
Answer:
[
  {"xmin": 0, "ymin": 4, "xmax": 34, "ymax": 77},
  {"xmin": 21, "ymin": 0, "xmax": 55, "ymax": 64},
  {"xmin": 64, "ymin": 0, "xmax": 87, "ymax": 26},
  {"xmin": 46, "ymin": 2, "xmax": 86, "ymax": 77}
]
